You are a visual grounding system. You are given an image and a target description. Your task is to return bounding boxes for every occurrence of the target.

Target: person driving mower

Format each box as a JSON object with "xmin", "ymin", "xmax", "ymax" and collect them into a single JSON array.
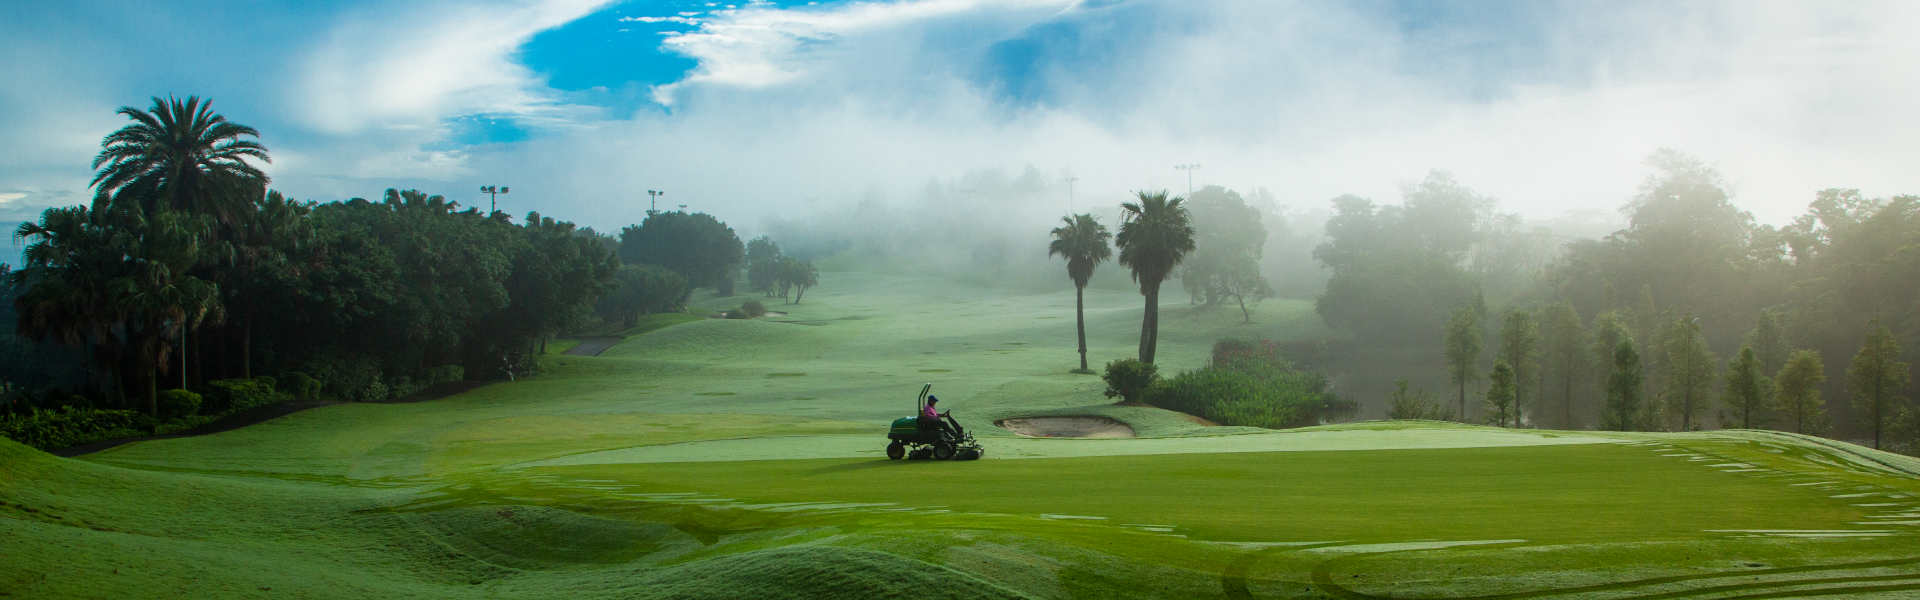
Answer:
[
  {"xmin": 886, "ymin": 385, "xmax": 982, "ymax": 460},
  {"xmin": 921, "ymin": 396, "xmax": 955, "ymax": 435}
]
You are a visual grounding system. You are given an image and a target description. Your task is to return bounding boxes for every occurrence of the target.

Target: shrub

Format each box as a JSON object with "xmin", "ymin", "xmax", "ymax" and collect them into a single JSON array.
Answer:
[
  {"xmin": 1102, "ymin": 359, "xmax": 1160, "ymax": 404},
  {"xmin": 310, "ymin": 357, "xmax": 380, "ymax": 402},
  {"xmin": 1384, "ymin": 379, "xmax": 1456, "ymax": 421},
  {"xmin": 157, "ymin": 389, "xmax": 202, "ymax": 421},
  {"xmin": 423, "ymin": 365, "xmax": 465, "ymax": 386},
  {"xmin": 362, "ymin": 380, "xmax": 390, "ymax": 402},
  {"xmin": 278, "ymin": 372, "xmax": 322, "ymax": 400},
  {"xmin": 1146, "ymin": 338, "xmax": 1356, "ymax": 429},
  {"xmin": 0, "ymin": 407, "xmax": 151, "ymax": 451},
  {"xmin": 740, "ymin": 299, "xmax": 768, "ymax": 318},
  {"xmin": 724, "ymin": 308, "xmax": 753, "ymax": 319},
  {"xmin": 204, "ymin": 378, "xmax": 292, "ymax": 413}
]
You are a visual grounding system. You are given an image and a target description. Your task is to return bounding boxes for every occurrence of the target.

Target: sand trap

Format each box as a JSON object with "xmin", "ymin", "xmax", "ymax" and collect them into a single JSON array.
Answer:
[{"xmin": 996, "ymin": 416, "xmax": 1136, "ymax": 438}]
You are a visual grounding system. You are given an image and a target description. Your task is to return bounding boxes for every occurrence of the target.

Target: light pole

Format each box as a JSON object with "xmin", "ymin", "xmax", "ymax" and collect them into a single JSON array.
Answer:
[
  {"xmin": 481, "ymin": 185, "xmax": 509, "ymax": 213},
  {"xmin": 1065, "ymin": 176, "xmax": 1079, "ymax": 213},
  {"xmin": 1174, "ymin": 164, "xmax": 1200, "ymax": 196},
  {"xmin": 647, "ymin": 190, "xmax": 665, "ymax": 216}
]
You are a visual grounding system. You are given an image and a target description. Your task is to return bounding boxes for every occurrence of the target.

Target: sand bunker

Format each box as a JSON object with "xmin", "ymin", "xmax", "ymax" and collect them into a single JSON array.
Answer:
[{"xmin": 996, "ymin": 416, "xmax": 1136, "ymax": 438}]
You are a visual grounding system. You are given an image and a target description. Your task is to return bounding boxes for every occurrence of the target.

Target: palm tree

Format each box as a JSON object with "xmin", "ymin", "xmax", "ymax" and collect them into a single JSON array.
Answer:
[
  {"xmin": 11, "ymin": 206, "xmax": 129, "ymax": 404},
  {"xmin": 91, "ymin": 95, "xmax": 269, "ymax": 223},
  {"xmin": 1048, "ymin": 213, "xmax": 1112, "ymax": 371},
  {"xmin": 114, "ymin": 211, "xmax": 221, "ymax": 417},
  {"xmin": 1115, "ymin": 191, "xmax": 1195, "ymax": 364}
]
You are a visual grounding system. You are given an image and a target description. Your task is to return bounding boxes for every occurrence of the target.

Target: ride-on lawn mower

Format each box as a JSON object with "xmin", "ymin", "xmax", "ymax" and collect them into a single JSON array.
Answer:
[{"xmin": 886, "ymin": 383, "xmax": 984, "ymax": 460}]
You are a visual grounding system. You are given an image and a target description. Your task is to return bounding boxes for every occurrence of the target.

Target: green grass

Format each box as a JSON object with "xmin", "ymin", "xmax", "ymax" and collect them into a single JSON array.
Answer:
[{"xmin": 5, "ymin": 272, "xmax": 1920, "ymax": 599}]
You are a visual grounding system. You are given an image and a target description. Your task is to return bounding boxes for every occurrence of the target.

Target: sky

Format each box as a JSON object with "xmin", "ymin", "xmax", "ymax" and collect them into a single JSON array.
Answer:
[{"xmin": 4, "ymin": 0, "xmax": 1919, "ymax": 240}]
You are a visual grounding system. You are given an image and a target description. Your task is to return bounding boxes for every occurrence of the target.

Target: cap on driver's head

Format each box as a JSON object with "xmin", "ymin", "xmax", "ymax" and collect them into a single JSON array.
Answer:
[{"xmin": 927, "ymin": 396, "xmax": 939, "ymax": 403}]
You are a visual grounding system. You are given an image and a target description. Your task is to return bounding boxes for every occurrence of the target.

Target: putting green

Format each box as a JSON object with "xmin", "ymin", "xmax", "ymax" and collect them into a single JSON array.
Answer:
[{"xmin": 5, "ymin": 272, "xmax": 1920, "ymax": 599}]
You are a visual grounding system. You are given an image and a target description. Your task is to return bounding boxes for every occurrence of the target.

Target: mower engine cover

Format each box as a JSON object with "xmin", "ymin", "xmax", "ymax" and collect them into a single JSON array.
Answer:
[{"xmin": 889, "ymin": 417, "xmax": 920, "ymax": 436}]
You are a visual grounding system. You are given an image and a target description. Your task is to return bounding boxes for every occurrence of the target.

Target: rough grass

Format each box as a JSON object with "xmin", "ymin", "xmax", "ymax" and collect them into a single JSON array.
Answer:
[{"xmin": 5, "ymin": 272, "xmax": 1920, "ymax": 599}]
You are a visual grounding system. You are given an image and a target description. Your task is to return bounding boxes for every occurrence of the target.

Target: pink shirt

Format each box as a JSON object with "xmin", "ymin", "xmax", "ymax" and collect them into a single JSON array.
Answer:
[{"xmin": 923, "ymin": 404, "xmax": 939, "ymax": 420}]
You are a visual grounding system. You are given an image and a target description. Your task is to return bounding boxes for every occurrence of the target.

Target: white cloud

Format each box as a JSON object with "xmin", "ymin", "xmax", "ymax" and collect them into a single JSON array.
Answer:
[
  {"xmin": 650, "ymin": 0, "xmax": 1070, "ymax": 103},
  {"xmin": 487, "ymin": 0, "xmax": 1920, "ymax": 232},
  {"xmin": 296, "ymin": 0, "xmax": 615, "ymax": 133}
]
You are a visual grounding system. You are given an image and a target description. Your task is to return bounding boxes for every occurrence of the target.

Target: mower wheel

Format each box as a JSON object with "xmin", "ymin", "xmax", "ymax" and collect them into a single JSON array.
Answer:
[
  {"xmin": 957, "ymin": 448, "xmax": 982, "ymax": 460},
  {"xmin": 932, "ymin": 441, "xmax": 956, "ymax": 461},
  {"xmin": 886, "ymin": 442, "xmax": 905, "ymax": 460}
]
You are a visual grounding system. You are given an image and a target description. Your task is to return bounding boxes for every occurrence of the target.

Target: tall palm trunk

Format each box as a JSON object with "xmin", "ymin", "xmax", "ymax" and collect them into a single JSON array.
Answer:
[
  {"xmin": 147, "ymin": 367, "xmax": 158, "ymax": 418},
  {"xmin": 1141, "ymin": 282, "xmax": 1162, "ymax": 363},
  {"xmin": 1074, "ymin": 285, "xmax": 1088, "ymax": 371},
  {"xmin": 242, "ymin": 318, "xmax": 252, "ymax": 379}
]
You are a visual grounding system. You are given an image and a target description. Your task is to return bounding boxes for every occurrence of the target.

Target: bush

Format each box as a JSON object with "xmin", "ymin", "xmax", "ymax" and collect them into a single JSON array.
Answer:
[
  {"xmin": 1102, "ymin": 359, "xmax": 1160, "ymax": 404},
  {"xmin": 279, "ymin": 372, "xmax": 322, "ymax": 400},
  {"xmin": 724, "ymin": 308, "xmax": 753, "ymax": 319},
  {"xmin": 204, "ymin": 378, "xmax": 292, "ymax": 413},
  {"xmin": 309, "ymin": 357, "xmax": 380, "ymax": 403},
  {"xmin": 740, "ymin": 299, "xmax": 768, "ymax": 318},
  {"xmin": 1383, "ymin": 379, "xmax": 1457, "ymax": 421},
  {"xmin": 423, "ymin": 365, "xmax": 465, "ymax": 386},
  {"xmin": 157, "ymin": 389, "xmax": 202, "ymax": 421},
  {"xmin": 1144, "ymin": 338, "xmax": 1356, "ymax": 429},
  {"xmin": 0, "ymin": 407, "xmax": 151, "ymax": 451}
]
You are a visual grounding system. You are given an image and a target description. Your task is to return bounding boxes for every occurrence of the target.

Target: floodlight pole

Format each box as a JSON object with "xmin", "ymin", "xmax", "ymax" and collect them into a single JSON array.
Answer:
[
  {"xmin": 647, "ymin": 190, "xmax": 664, "ymax": 216},
  {"xmin": 481, "ymin": 185, "xmax": 509, "ymax": 213},
  {"xmin": 1065, "ymin": 176, "xmax": 1079, "ymax": 213},
  {"xmin": 1174, "ymin": 164, "xmax": 1200, "ymax": 196}
]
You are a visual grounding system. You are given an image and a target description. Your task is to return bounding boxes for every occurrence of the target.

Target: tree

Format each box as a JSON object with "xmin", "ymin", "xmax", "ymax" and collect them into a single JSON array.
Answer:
[
  {"xmin": 1177, "ymin": 186, "xmax": 1266, "ymax": 306},
  {"xmin": 90, "ymin": 95, "xmax": 269, "ymax": 224},
  {"xmin": 779, "ymin": 258, "xmax": 819, "ymax": 303},
  {"xmin": 115, "ymin": 211, "xmax": 221, "ymax": 416},
  {"xmin": 1604, "ymin": 338, "xmax": 1643, "ymax": 432},
  {"xmin": 1659, "ymin": 314, "xmax": 1719, "ymax": 431},
  {"xmin": 596, "ymin": 265, "xmax": 687, "ymax": 328},
  {"xmin": 1848, "ymin": 322, "xmax": 1910, "ymax": 449},
  {"xmin": 1719, "ymin": 346, "xmax": 1776, "ymax": 430},
  {"xmin": 1775, "ymin": 350, "xmax": 1829, "ymax": 435},
  {"xmin": 1540, "ymin": 301, "xmax": 1587, "ymax": 429},
  {"xmin": 1216, "ymin": 258, "xmax": 1272, "ymax": 323},
  {"xmin": 618, "ymin": 211, "xmax": 744, "ymax": 291},
  {"xmin": 1115, "ymin": 190, "xmax": 1195, "ymax": 364},
  {"xmin": 1048, "ymin": 213, "xmax": 1113, "ymax": 372},
  {"xmin": 1744, "ymin": 309, "xmax": 1792, "ymax": 375},
  {"xmin": 1443, "ymin": 306, "xmax": 1483, "ymax": 420},
  {"xmin": 12, "ymin": 206, "xmax": 132, "ymax": 405},
  {"xmin": 745, "ymin": 236, "xmax": 783, "ymax": 296},
  {"xmin": 1497, "ymin": 309, "xmax": 1539, "ymax": 427},
  {"xmin": 1484, "ymin": 360, "xmax": 1518, "ymax": 428}
]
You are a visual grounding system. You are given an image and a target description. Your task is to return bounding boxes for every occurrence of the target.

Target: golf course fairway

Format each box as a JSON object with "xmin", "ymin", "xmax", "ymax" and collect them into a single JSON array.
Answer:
[{"xmin": 6, "ymin": 272, "xmax": 1920, "ymax": 599}]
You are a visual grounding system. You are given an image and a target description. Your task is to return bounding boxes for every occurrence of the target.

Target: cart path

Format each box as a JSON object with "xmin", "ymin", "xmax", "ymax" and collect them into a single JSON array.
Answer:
[{"xmin": 563, "ymin": 337, "xmax": 623, "ymax": 356}]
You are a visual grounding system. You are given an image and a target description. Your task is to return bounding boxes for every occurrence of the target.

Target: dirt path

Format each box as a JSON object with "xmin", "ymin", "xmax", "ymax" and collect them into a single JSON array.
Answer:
[
  {"xmin": 50, "ymin": 381, "xmax": 494, "ymax": 457},
  {"xmin": 562, "ymin": 337, "xmax": 622, "ymax": 356}
]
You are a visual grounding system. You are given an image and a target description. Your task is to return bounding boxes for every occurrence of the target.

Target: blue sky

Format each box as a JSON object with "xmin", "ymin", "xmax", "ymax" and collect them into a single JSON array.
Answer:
[{"xmin": 4, "ymin": 0, "xmax": 1919, "ymax": 244}]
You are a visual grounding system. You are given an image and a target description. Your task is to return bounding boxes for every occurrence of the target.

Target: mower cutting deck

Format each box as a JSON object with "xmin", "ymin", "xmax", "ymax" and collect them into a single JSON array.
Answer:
[{"xmin": 885, "ymin": 383, "xmax": 984, "ymax": 460}]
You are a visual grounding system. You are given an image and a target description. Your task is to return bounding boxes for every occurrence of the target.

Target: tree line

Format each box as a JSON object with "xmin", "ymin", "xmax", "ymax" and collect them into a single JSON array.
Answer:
[
  {"xmin": 1, "ymin": 95, "xmax": 812, "ymax": 440},
  {"xmin": 1318, "ymin": 150, "xmax": 1917, "ymax": 453}
]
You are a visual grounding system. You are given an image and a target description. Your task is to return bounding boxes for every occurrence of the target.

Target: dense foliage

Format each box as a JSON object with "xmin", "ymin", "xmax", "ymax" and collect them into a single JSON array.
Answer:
[
  {"xmin": 2, "ymin": 96, "xmax": 626, "ymax": 449},
  {"xmin": 619, "ymin": 211, "xmax": 744, "ymax": 292},
  {"xmin": 1146, "ymin": 339, "xmax": 1355, "ymax": 429}
]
